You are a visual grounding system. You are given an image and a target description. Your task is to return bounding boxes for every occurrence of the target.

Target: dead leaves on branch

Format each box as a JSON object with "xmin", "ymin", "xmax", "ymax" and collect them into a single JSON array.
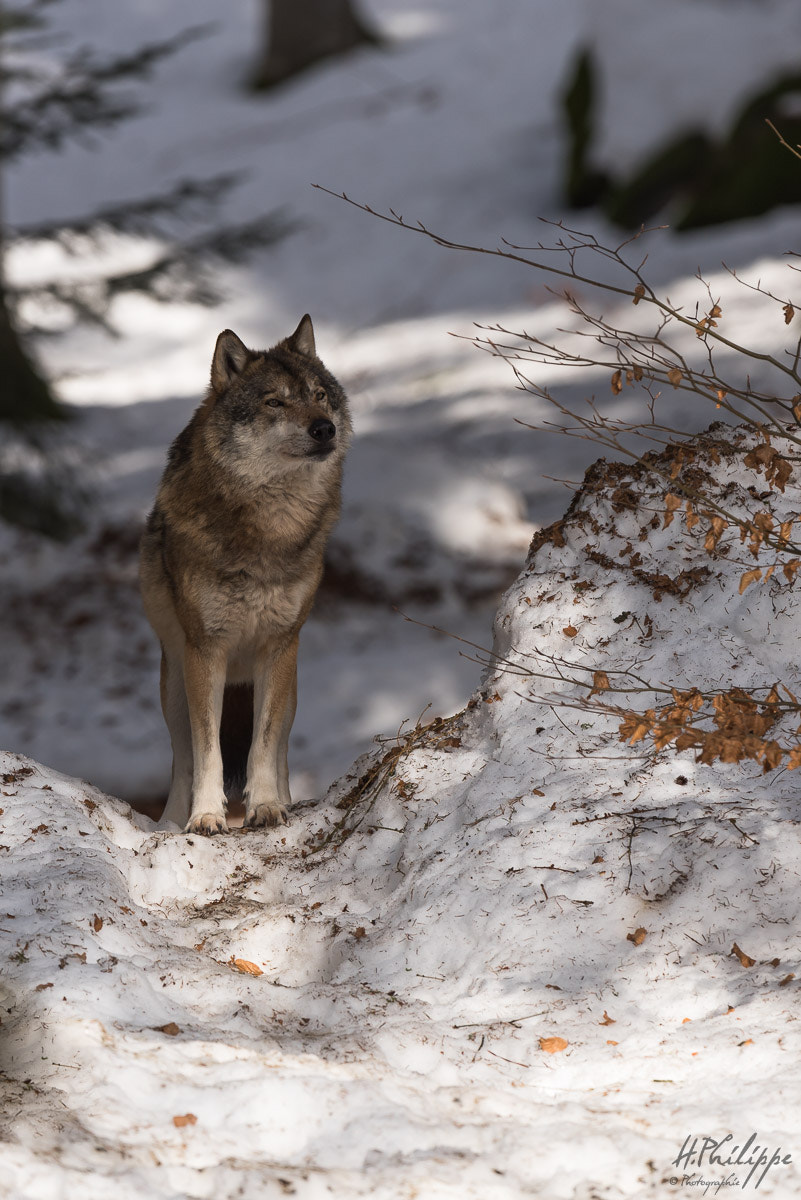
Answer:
[
  {"xmin": 744, "ymin": 441, "xmax": 792, "ymax": 493},
  {"xmin": 694, "ymin": 303, "xmax": 722, "ymax": 340},
  {"xmin": 610, "ymin": 363, "xmax": 645, "ymax": 395},
  {"xmin": 659, "ymin": 439, "xmax": 797, "ymax": 594},
  {"xmin": 616, "ymin": 683, "xmax": 801, "ymax": 772}
]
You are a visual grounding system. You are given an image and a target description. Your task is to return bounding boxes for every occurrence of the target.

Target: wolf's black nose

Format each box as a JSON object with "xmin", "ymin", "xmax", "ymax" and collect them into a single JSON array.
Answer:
[{"xmin": 308, "ymin": 418, "xmax": 335, "ymax": 442}]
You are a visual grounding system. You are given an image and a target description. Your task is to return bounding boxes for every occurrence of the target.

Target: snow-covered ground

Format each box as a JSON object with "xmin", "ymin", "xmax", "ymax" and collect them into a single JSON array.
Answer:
[
  {"xmin": 3, "ymin": 422, "xmax": 801, "ymax": 1197},
  {"xmin": 3, "ymin": 0, "xmax": 801, "ymax": 805},
  {"xmin": 3, "ymin": 0, "xmax": 801, "ymax": 1193}
]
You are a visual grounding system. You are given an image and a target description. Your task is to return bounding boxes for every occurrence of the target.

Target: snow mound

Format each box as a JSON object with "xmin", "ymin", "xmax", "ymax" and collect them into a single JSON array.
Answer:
[{"xmin": 3, "ymin": 423, "xmax": 801, "ymax": 1196}]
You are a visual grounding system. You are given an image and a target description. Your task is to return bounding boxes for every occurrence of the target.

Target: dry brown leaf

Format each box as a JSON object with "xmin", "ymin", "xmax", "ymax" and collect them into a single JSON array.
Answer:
[
  {"xmin": 539, "ymin": 1036, "xmax": 568, "ymax": 1054},
  {"xmin": 779, "ymin": 974, "xmax": 795, "ymax": 987},
  {"xmin": 352, "ymin": 927, "xmax": 367, "ymax": 940},
  {"xmin": 156, "ymin": 1022, "xmax": 181, "ymax": 1037},
  {"xmin": 739, "ymin": 568, "xmax": 762, "ymax": 595},
  {"xmin": 606, "ymin": 1039, "xmax": 619, "ymax": 1046},
  {"xmin": 172, "ymin": 1113, "xmax": 197, "ymax": 1128},
  {"xmin": 619, "ymin": 713, "xmax": 654, "ymax": 746},
  {"xmin": 588, "ymin": 670, "xmax": 610, "ymax": 697},
  {"xmin": 627, "ymin": 927, "xmax": 647, "ymax": 946},
  {"xmin": 35, "ymin": 982, "xmax": 53, "ymax": 992},
  {"xmin": 92, "ymin": 915, "xmax": 103, "ymax": 933},
  {"xmin": 704, "ymin": 516, "xmax": 727, "ymax": 552},
  {"xmin": 774, "ymin": 458, "xmax": 792, "ymax": 492},
  {"xmin": 611, "ymin": 369, "xmax": 622, "ymax": 395},
  {"xmin": 231, "ymin": 958, "xmax": 263, "ymax": 976},
  {"xmin": 599, "ymin": 1011, "xmax": 616, "ymax": 1026},
  {"xmin": 632, "ymin": 284, "xmax": 645, "ymax": 305},
  {"xmin": 667, "ymin": 367, "xmax": 683, "ymax": 387},
  {"xmin": 532, "ymin": 788, "xmax": 545, "ymax": 797},
  {"xmin": 731, "ymin": 943, "xmax": 756, "ymax": 968},
  {"xmin": 784, "ymin": 302, "xmax": 795, "ymax": 325},
  {"xmin": 663, "ymin": 492, "xmax": 681, "ymax": 529},
  {"xmin": 562, "ymin": 625, "xmax": 578, "ymax": 638}
]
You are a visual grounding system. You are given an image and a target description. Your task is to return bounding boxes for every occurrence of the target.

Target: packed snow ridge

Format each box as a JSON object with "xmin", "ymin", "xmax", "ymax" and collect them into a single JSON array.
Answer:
[{"xmin": 2, "ymin": 420, "xmax": 801, "ymax": 1199}]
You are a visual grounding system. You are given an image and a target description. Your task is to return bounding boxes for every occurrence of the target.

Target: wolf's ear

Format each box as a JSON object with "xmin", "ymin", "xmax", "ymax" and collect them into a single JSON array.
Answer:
[
  {"xmin": 286, "ymin": 313, "xmax": 316, "ymax": 357},
  {"xmin": 211, "ymin": 329, "xmax": 251, "ymax": 393}
]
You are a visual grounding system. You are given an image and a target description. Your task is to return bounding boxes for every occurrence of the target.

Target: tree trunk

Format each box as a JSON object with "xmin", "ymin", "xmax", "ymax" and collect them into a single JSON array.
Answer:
[
  {"xmin": 0, "ymin": 280, "xmax": 65, "ymax": 424},
  {"xmin": 251, "ymin": 0, "xmax": 381, "ymax": 91}
]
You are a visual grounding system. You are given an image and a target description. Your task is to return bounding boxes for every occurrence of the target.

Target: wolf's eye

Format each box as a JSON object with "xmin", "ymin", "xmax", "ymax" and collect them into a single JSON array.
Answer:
[
  {"xmin": 315, "ymin": 388, "xmax": 326, "ymax": 403},
  {"xmin": 265, "ymin": 396, "xmax": 283, "ymax": 408}
]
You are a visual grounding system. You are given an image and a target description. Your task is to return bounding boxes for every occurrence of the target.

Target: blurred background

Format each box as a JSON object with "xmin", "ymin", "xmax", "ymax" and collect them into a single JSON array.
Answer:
[{"xmin": 1, "ymin": 0, "xmax": 800, "ymax": 813}]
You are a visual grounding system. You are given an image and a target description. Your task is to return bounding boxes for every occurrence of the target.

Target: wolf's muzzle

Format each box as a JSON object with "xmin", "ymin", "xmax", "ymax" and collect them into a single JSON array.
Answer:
[{"xmin": 308, "ymin": 418, "xmax": 336, "ymax": 444}]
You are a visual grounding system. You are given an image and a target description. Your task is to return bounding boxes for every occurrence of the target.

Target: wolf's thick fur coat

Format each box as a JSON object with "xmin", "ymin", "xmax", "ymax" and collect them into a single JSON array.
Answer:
[{"xmin": 139, "ymin": 317, "xmax": 351, "ymax": 834}]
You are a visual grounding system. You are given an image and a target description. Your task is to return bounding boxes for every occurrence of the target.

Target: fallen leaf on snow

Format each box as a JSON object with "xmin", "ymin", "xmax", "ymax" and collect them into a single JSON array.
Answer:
[
  {"xmin": 172, "ymin": 1113, "xmax": 197, "ymax": 1128},
  {"xmin": 779, "ymin": 974, "xmax": 795, "ymax": 987},
  {"xmin": 562, "ymin": 625, "xmax": 578, "ymax": 638},
  {"xmin": 539, "ymin": 1036, "xmax": 568, "ymax": 1054},
  {"xmin": 731, "ymin": 943, "xmax": 756, "ymax": 968},
  {"xmin": 156, "ymin": 1022, "xmax": 181, "ymax": 1036},
  {"xmin": 599, "ymin": 1011, "xmax": 615, "ymax": 1026},
  {"xmin": 92, "ymin": 915, "xmax": 103, "ymax": 932},
  {"xmin": 230, "ymin": 958, "xmax": 263, "ymax": 976},
  {"xmin": 627, "ymin": 927, "xmax": 647, "ymax": 946}
]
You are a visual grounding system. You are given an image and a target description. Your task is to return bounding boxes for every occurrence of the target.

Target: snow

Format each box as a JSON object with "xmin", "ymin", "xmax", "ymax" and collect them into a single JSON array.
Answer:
[
  {"xmin": 4, "ymin": 0, "xmax": 801, "ymax": 1192},
  {"xmin": 4, "ymin": 422, "xmax": 801, "ymax": 1196}
]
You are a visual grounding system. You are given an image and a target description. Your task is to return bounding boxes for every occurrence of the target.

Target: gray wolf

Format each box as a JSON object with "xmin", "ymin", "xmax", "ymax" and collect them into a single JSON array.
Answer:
[{"xmin": 139, "ymin": 316, "xmax": 352, "ymax": 834}]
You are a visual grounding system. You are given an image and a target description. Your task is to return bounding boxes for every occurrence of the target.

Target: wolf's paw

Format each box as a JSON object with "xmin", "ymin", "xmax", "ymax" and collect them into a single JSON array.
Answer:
[
  {"xmin": 185, "ymin": 812, "xmax": 228, "ymax": 836},
  {"xmin": 244, "ymin": 801, "xmax": 288, "ymax": 829}
]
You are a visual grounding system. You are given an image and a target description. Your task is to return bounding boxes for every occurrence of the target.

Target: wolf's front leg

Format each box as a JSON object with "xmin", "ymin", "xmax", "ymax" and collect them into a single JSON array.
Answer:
[
  {"xmin": 183, "ymin": 641, "xmax": 228, "ymax": 835},
  {"xmin": 244, "ymin": 637, "xmax": 298, "ymax": 828},
  {"xmin": 159, "ymin": 648, "xmax": 193, "ymax": 828}
]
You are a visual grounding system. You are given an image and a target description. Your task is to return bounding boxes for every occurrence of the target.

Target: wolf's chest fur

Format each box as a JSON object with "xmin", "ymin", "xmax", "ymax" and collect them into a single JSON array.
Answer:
[
  {"xmin": 184, "ymin": 493, "xmax": 328, "ymax": 655},
  {"xmin": 219, "ymin": 571, "xmax": 315, "ymax": 682}
]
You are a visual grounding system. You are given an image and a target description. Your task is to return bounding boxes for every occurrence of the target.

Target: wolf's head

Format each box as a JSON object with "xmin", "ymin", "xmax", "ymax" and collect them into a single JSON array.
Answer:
[{"xmin": 201, "ymin": 316, "xmax": 352, "ymax": 486}]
